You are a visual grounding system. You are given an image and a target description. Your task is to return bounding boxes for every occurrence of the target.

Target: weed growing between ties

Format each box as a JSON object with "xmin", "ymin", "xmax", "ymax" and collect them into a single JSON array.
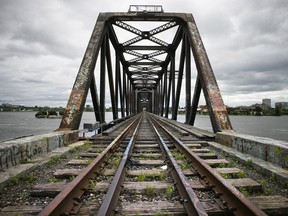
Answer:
[
  {"xmin": 245, "ymin": 159, "xmax": 254, "ymax": 170},
  {"xmin": 7, "ymin": 173, "xmax": 38, "ymax": 187},
  {"xmin": 89, "ymin": 179, "xmax": 97, "ymax": 188},
  {"xmin": 137, "ymin": 174, "xmax": 146, "ymax": 182},
  {"xmin": 109, "ymin": 156, "xmax": 122, "ymax": 168},
  {"xmin": 261, "ymin": 179, "xmax": 272, "ymax": 195},
  {"xmin": 179, "ymin": 161, "xmax": 191, "ymax": 170},
  {"xmin": 218, "ymin": 170, "xmax": 246, "ymax": 179},
  {"xmin": 48, "ymin": 176, "xmax": 58, "ymax": 183},
  {"xmin": 93, "ymin": 147, "xmax": 105, "ymax": 153},
  {"xmin": 136, "ymin": 172, "xmax": 166, "ymax": 182},
  {"xmin": 145, "ymin": 186, "xmax": 156, "ymax": 197},
  {"xmin": 69, "ymin": 140, "xmax": 94, "ymax": 153},
  {"xmin": 166, "ymin": 186, "xmax": 174, "ymax": 198},
  {"xmin": 233, "ymin": 171, "xmax": 246, "ymax": 178},
  {"xmin": 174, "ymin": 152, "xmax": 186, "ymax": 160},
  {"xmin": 85, "ymin": 158, "xmax": 93, "ymax": 165},
  {"xmin": 239, "ymin": 187, "xmax": 250, "ymax": 197},
  {"xmin": 69, "ymin": 176, "xmax": 76, "ymax": 182},
  {"xmin": 48, "ymin": 155, "xmax": 61, "ymax": 165},
  {"xmin": 218, "ymin": 162, "xmax": 235, "ymax": 168}
]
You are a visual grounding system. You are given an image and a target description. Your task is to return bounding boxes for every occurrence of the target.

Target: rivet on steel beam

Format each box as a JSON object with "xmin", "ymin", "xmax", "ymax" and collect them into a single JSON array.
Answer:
[
  {"xmin": 209, "ymin": 185, "xmax": 215, "ymax": 189},
  {"xmin": 216, "ymin": 192, "xmax": 223, "ymax": 197},
  {"xmin": 200, "ymin": 175, "xmax": 207, "ymax": 179},
  {"xmin": 82, "ymin": 188, "xmax": 89, "ymax": 193},
  {"xmin": 73, "ymin": 197, "xmax": 82, "ymax": 203}
]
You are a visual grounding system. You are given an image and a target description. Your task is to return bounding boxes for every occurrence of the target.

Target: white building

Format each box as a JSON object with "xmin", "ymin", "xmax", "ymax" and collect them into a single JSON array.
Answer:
[{"xmin": 262, "ymin": 98, "xmax": 271, "ymax": 108}]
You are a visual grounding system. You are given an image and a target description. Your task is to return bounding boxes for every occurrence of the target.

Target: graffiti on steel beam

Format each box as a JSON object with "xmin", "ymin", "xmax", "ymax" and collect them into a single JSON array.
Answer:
[
  {"xmin": 217, "ymin": 111, "xmax": 231, "ymax": 130},
  {"xmin": 64, "ymin": 90, "xmax": 83, "ymax": 125},
  {"xmin": 207, "ymin": 84, "xmax": 225, "ymax": 111},
  {"xmin": 74, "ymin": 56, "xmax": 92, "ymax": 90},
  {"xmin": 188, "ymin": 23, "xmax": 205, "ymax": 54}
]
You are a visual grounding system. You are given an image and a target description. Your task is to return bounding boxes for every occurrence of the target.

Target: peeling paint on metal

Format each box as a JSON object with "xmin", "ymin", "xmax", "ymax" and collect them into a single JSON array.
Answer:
[
  {"xmin": 74, "ymin": 56, "xmax": 92, "ymax": 90},
  {"xmin": 64, "ymin": 90, "xmax": 83, "ymax": 125}
]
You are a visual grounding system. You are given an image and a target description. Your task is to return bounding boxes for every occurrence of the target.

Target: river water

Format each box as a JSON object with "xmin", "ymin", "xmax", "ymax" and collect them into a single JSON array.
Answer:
[{"xmin": 0, "ymin": 112, "xmax": 288, "ymax": 142}]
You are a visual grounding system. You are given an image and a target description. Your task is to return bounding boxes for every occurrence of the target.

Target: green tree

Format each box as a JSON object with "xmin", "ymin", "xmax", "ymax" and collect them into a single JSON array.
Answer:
[{"xmin": 275, "ymin": 107, "xmax": 282, "ymax": 116}]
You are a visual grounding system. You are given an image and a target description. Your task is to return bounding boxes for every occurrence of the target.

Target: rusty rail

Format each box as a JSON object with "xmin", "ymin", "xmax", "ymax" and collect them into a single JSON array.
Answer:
[
  {"xmin": 97, "ymin": 114, "xmax": 142, "ymax": 215},
  {"xmin": 148, "ymin": 115, "xmax": 208, "ymax": 216},
  {"xmin": 149, "ymin": 113, "xmax": 267, "ymax": 216},
  {"xmin": 38, "ymin": 114, "xmax": 141, "ymax": 216}
]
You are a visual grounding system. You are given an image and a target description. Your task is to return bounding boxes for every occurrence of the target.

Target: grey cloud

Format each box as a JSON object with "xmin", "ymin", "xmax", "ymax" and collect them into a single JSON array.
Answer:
[{"xmin": 0, "ymin": 0, "xmax": 287, "ymax": 107}]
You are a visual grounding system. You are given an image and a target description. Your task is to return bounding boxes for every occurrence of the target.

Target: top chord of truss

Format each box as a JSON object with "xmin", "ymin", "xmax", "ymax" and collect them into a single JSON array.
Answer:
[{"xmin": 128, "ymin": 5, "xmax": 164, "ymax": 13}]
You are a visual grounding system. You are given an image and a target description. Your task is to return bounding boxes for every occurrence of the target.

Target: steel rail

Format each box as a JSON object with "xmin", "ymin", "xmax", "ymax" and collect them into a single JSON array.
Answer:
[
  {"xmin": 38, "ymin": 114, "xmax": 141, "ymax": 216},
  {"xmin": 148, "ymin": 114, "xmax": 208, "ymax": 216},
  {"xmin": 149, "ymin": 113, "xmax": 267, "ymax": 216},
  {"xmin": 97, "ymin": 114, "xmax": 143, "ymax": 215}
]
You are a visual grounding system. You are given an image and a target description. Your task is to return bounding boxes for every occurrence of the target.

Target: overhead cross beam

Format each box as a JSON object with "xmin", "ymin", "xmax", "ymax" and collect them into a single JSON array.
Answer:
[{"xmin": 58, "ymin": 10, "xmax": 233, "ymax": 133}]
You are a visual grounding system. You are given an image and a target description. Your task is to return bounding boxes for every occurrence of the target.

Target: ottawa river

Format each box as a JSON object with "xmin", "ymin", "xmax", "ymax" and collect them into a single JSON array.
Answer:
[{"xmin": 0, "ymin": 112, "xmax": 288, "ymax": 142}]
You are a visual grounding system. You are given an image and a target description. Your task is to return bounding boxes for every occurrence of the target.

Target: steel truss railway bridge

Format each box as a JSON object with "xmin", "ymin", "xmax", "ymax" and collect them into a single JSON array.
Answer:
[
  {"xmin": 2, "ymin": 6, "xmax": 288, "ymax": 215},
  {"xmin": 58, "ymin": 5, "xmax": 233, "ymax": 133}
]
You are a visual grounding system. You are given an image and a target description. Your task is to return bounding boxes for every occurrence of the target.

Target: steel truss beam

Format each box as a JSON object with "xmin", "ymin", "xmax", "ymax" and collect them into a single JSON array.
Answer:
[{"xmin": 59, "ymin": 12, "xmax": 232, "ymax": 133}]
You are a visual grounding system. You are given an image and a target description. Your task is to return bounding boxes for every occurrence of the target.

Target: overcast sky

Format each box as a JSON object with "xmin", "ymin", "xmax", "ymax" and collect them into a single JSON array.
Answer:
[{"xmin": 0, "ymin": 0, "xmax": 287, "ymax": 108}]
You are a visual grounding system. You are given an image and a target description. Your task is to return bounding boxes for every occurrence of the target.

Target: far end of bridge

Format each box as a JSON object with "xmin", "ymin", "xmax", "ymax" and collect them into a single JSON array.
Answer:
[{"xmin": 57, "ymin": 4, "xmax": 233, "ymax": 133}]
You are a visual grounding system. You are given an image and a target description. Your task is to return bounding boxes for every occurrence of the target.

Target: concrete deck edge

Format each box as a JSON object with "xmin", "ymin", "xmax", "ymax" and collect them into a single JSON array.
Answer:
[
  {"xmin": 0, "ymin": 130, "xmax": 79, "ymax": 172},
  {"xmin": 216, "ymin": 131, "xmax": 288, "ymax": 168},
  {"xmin": 208, "ymin": 141, "xmax": 288, "ymax": 186},
  {"xmin": 0, "ymin": 141, "xmax": 86, "ymax": 188}
]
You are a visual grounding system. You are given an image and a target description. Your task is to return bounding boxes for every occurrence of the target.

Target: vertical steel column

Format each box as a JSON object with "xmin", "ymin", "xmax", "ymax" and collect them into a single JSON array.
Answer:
[
  {"xmin": 126, "ymin": 73, "xmax": 130, "ymax": 116},
  {"xmin": 186, "ymin": 14, "xmax": 233, "ymax": 132},
  {"xmin": 165, "ymin": 64, "xmax": 172, "ymax": 118},
  {"xmin": 90, "ymin": 74, "xmax": 102, "ymax": 123},
  {"xmin": 161, "ymin": 68, "xmax": 167, "ymax": 117},
  {"xmin": 131, "ymin": 83, "xmax": 134, "ymax": 114},
  {"xmin": 100, "ymin": 38, "xmax": 106, "ymax": 123},
  {"xmin": 171, "ymin": 53, "xmax": 176, "ymax": 118},
  {"xmin": 129, "ymin": 81, "xmax": 132, "ymax": 115},
  {"xmin": 106, "ymin": 36, "xmax": 117, "ymax": 120},
  {"xmin": 185, "ymin": 33, "xmax": 191, "ymax": 123},
  {"xmin": 115, "ymin": 52, "xmax": 120, "ymax": 119},
  {"xmin": 58, "ymin": 15, "xmax": 106, "ymax": 130},
  {"xmin": 135, "ymin": 89, "xmax": 138, "ymax": 114},
  {"xmin": 155, "ymin": 87, "xmax": 159, "ymax": 114},
  {"xmin": 159, "ymin": 79, "xmax": 162, "ymax": 115},
  {"xmin": 152, "ymin": 89, "xmax": 155, "ymax": 113},
  {"xmin": 172, "ymin": 38, "xmax": 185, "ymax": 120},
  {"xmin": 118, "ymin": 66, "xmax": 124, "ymax": 117},
  {"xmin": 188, "ymin": 76, "xmax": 201, "ymax": 125},
  {"xmin": 131, "ymin": 88, "xmax": 134, "ymax": 114},
  {"xmin": 122, "ymin": 69, "xmax": 127, "ymax": 117}
]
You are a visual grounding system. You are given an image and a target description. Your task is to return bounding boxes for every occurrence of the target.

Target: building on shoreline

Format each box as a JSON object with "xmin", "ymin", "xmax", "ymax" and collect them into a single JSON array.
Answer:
[{"xmin": 275, "ymin": 102, "xmax": 288, "ymax": 110}]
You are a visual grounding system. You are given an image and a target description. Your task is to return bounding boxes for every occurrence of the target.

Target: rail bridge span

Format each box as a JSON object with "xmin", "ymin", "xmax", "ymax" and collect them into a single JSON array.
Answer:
[
  {"xmin": 1, "ymin": 6, "xmax": 288, "ymax": 216},
  {"xmin": 58, "ymin": 5, "xmax": 232, "ymax": 133}
]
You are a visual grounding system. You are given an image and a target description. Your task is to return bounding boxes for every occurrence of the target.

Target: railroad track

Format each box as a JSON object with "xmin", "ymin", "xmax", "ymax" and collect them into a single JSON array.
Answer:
[
  {"xmin": 38, "ymin": 112, "xmax": 265, "ymax": 215},
  {"xmin": 1, "ymin": 112, "xmax": 288, "ymax": 215}
]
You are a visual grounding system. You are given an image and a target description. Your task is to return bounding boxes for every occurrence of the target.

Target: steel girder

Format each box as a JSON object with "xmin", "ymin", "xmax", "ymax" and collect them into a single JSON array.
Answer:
[{"xmin": 58, "ymin": 12, "xmax": 232, "ymax": 133}]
